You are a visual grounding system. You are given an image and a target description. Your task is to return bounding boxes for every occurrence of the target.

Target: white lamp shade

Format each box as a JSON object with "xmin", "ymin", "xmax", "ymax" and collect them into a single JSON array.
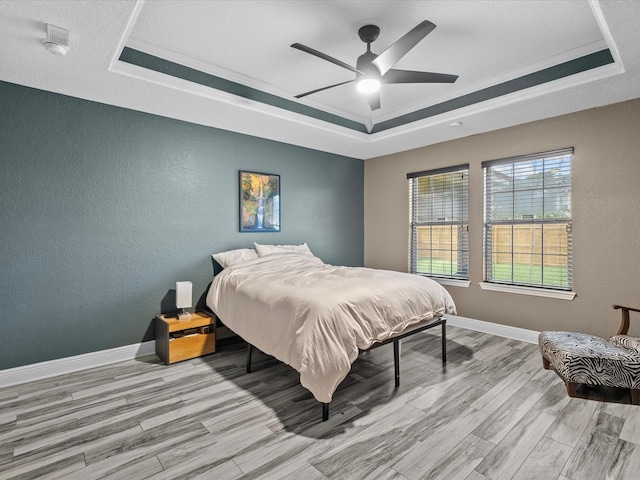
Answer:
[{"xmin": 176, "ymin": 281, "xmax": 192, "ymax": 309}]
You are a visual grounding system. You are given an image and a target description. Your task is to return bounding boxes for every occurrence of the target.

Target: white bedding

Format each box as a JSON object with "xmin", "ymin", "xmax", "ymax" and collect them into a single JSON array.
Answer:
[{"xmin": 206, "ymin": 253, "xmax": 456, "ymax": 403}]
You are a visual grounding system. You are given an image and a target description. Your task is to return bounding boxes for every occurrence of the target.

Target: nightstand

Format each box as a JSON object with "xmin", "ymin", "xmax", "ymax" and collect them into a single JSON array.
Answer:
[{"xmin": 155, "ymin": 311, "xmax": 216, "ymax": 365}]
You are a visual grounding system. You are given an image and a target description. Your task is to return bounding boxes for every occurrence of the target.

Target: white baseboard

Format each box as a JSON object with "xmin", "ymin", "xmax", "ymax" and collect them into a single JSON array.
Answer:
[
  {"xmin": 447, "ymin": 314, "xmax": 539, "ymax": 344},
  {"xmin": 0, "ymin": 341, "xmax": 156, "ymax": 388},
  {"xmin": 0, "ymin": 316, "xmax": 538, "ymax": 389}
]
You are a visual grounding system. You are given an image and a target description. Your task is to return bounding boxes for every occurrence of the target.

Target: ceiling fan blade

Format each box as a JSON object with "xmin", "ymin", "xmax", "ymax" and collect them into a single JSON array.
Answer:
[
  {"xmin": 383, "ymin": 69, "xmax": 458, "ymax": 84},
  {"xmin": 372, "ymin": 20, "xmax": 436, "ymax": 75},
  {"xmin": 366, "ymin": 91, "xmax": 381, "ymax": 111},
  {"xmin": 291, "ymin": 43, "xmax": 364, "ymax": 75},
  {"xmin": 295, "ymin": 79, "xmax": 355, "ymax": 99}
]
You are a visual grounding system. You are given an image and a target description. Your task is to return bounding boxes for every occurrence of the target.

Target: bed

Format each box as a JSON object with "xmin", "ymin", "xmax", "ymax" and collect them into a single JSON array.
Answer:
[{"xmin": 205, "ymin": 245, "xmax": 456, "ymax": 419}]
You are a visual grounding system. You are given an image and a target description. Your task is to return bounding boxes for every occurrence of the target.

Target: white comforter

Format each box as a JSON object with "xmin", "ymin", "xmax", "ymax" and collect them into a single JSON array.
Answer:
[{"xmin": 206, "ymin": 253, "xmax": 456, "ymax": 403}]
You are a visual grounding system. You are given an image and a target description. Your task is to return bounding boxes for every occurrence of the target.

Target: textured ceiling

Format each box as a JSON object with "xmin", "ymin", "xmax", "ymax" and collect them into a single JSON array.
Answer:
[{"xmin": 1, "ymin": 1, "xmax": 639, "ymax": 159}]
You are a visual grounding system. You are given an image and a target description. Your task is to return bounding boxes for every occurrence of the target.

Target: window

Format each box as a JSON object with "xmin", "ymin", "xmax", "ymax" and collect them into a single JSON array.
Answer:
[
  {"xmin": 408, "ymin": 165, "xmax": 469, "ymax": 281},
  {"xmin": 483, "ymin": 148, "xmax": 573, "ymax": 291}
]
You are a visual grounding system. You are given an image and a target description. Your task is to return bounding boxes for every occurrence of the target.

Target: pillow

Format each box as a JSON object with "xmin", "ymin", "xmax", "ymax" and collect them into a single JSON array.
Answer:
[
  {"xmin": 212, "ymin": 248, "xmax": 258, "ymax": 268},
  {"xmin": 254, "ymin": 242, "xmax": 313, "ymax": 257}
]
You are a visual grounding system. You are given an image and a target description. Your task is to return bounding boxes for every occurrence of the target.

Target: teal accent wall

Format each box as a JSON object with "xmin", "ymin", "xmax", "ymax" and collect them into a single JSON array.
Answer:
[{"xmin": 0, "ymin": 80, "xmax": 364, "ymax": 370}]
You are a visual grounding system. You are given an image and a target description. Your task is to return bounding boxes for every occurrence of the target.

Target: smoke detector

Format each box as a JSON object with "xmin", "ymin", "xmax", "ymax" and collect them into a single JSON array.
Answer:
[{"xmin": 44, "ymin": 24, "xmax": 70, "ymax": 56}]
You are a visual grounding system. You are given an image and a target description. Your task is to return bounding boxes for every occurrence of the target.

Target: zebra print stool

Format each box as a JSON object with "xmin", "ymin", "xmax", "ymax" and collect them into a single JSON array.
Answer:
[{"xmin": 539, "ymin": 330, "xmax": 640, "ymax": 405}]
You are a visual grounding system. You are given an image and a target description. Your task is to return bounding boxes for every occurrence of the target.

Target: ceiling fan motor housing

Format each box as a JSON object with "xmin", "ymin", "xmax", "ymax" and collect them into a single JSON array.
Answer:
[{"xmin": 357, "ymin": 51, "xmax": 382, "ymax": 81}]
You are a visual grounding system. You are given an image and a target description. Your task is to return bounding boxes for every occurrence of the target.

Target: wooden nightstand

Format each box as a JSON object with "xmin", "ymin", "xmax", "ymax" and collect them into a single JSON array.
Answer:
[{"xmin": 155, "ymin": 311, "xmax": 216, "ymax": 365}]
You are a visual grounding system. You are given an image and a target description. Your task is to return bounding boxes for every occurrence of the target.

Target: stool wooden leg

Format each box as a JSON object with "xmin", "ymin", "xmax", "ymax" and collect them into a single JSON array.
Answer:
[
  {"xmin": 565, "ymin": 381, "xmax": 578, "ymax": 398},
  {"xmin": 542, "ymin": 356, "xmax": 550, "ymax": 370},
  {"xmin": 631, "ymin": 389, "xmax": 640, "ymax": 405},
  {"xmin": 322, "ymin": 402, "xmax": 329, "ymax": 421}
]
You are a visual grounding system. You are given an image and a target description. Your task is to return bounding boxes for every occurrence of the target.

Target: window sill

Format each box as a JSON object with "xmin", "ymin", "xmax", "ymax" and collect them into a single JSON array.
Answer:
[
  {"xmin": 430, "ymin": 278, "xmax": 471, "ymax": 288},
  {"xmin": 479, "ymin": 282, "xmax": 576, "ymax": 300}
]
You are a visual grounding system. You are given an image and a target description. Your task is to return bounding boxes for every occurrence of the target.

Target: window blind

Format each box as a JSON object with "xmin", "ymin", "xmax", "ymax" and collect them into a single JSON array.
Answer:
[
  {"xmin": 408, "ymin": 164, "xmax": 469, "ymax": 279},
  {"xmin": 483, "ymin": 148, "xmax": 573, "ymax": 290}
]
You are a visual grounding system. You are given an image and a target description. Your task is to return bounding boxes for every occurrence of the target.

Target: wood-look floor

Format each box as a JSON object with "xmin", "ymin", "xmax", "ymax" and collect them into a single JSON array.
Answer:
[{"xmin": 1, "ymin": 326, "xmax": 639, "ymax": 480}]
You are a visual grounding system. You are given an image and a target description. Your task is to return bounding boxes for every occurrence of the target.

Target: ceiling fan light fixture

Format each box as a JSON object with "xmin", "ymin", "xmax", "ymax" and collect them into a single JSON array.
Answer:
[
  {"xmin": 292, "ymin": 20, "xmax": 457, "ymax": 110},
  {"xmin": 356, "ymin": 77, "xmax": 381, "ymax": 94}
]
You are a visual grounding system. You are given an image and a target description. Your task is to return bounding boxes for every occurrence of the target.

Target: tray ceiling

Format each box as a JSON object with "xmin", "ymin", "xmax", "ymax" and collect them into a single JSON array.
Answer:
[{"xmin": 1, "ymin": 1, "xmax": 639, "ymax": 159}]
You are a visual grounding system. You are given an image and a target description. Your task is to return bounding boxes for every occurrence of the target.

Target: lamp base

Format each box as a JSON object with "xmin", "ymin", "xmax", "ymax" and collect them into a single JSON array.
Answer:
[{"xmin": 177, "ymin": 310, "xmax": 192, "ymax": 321}]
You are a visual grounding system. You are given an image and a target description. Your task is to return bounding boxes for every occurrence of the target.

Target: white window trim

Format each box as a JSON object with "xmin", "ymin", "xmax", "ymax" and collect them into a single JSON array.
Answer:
[
  {"xmin": 431, "ymin": 277, "xmax": 471, "ymax": 288},
  {"xmin": 479, "ymin": 281, "xmax": 576, "ymax": 300}
]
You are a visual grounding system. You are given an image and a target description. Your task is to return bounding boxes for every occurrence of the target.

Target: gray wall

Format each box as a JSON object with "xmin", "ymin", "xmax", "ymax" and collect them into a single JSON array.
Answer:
[
  {"xmin": 0, "ymin": 80, "xmax": 363, "ymax": 370},
  {"xmin": 365, "ymin": 98, "xmax": 640, "ymax": 339}
]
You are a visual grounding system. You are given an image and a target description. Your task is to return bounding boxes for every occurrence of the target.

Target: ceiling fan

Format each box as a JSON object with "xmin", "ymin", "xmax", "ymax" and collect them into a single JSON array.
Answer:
[{"xmin": 291, "ymin": 20, "xmax": 458, "ymax": 111}]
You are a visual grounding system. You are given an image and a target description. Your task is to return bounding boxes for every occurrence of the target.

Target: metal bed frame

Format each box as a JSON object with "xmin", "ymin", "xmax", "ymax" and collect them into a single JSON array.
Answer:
[{"xmin": 245, "ymin": 316, "xmax": 447, "ymax": 421}]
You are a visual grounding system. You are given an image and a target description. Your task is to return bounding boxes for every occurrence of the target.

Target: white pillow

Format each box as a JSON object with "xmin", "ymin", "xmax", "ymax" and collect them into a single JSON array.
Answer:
[
  {"xmin": 254, "ymin": 242, "xmax": 313, "ymax": 257},
  {"xmin": 212, "ymin": 248, "xmax": 258, "ymax": 268}
]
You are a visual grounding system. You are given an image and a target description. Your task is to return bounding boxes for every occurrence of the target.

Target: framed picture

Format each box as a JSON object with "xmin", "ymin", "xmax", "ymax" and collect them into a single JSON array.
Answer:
[{"xmin": 239, "ymin": 171, "xmax": 281, "ymax": 232}]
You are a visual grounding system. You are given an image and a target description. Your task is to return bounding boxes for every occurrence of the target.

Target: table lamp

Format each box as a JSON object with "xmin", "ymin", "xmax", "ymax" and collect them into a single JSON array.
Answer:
[{"xmin": 176, "ymin": 281, "xmax": 192, "ymax": 320}]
